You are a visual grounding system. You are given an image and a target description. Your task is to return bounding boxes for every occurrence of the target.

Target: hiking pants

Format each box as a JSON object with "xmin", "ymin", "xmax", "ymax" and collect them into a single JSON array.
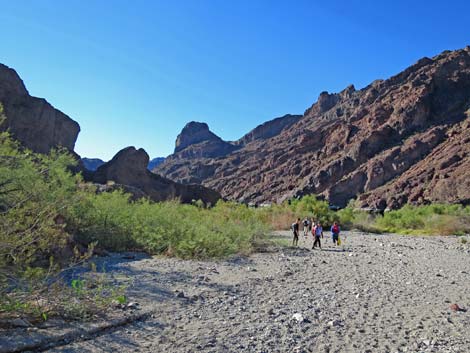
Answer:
[
  {"xmin": 293, "ymin": 231, "xmax": 299, "ymax": 246},
  {"xmin": 332, "ymin": 233, "xmax": 339, "ymax": 244},
  {"xmin": 313, "ymin": 236, "xmax": 321, "ymax": 249}
]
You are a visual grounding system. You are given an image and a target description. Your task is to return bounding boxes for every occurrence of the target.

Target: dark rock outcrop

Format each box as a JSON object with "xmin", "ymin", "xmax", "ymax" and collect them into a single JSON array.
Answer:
[
  {"xmin": 174, "ymin": 121, "xmax": 238, "ymax": 158},
  {"xmin": 93, "ymin": 147, "xmax": 220, "ymax": 205},
  {"xmin": 0, "ymin": 64, "xmax": 80, "ymax": 153},
  {"xmin": 235, "ymin": 114, "xmax": 302, "ymax": 146},
  {"xmin": 155, "ymin": 47, "xmax": 470, "ymax": 209}
]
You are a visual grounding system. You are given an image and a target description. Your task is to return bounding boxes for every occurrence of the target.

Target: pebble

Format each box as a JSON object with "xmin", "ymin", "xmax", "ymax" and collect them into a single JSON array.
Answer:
[{"xmin": 327, "ymin": 319, "xmax": 342, "ymax": 327}]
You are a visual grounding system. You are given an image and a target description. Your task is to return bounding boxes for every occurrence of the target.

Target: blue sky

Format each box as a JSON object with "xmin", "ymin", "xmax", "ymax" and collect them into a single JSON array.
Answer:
[{"xmin": 1, "ymin": 0, "xmax": 469, "ymax": 160}]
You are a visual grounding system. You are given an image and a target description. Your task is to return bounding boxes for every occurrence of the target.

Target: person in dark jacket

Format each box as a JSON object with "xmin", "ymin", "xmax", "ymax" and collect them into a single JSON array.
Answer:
[{"xmin": 291, "ymin": 218, "xmax": 301, "ymax": 246}]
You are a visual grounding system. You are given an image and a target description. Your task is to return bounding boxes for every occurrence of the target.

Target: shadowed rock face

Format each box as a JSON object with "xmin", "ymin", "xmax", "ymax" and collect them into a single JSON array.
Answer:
[
  {"xmin": 235, "ymin": 114, "xmax": 302, "ymax": 146},
  {"xmin": 0, "ymin": 64, "xmax": 80, "ymax": 154},
  {"xmin": 155, "ymin": 47, "xmax": 470, "ymax": 209},
  {"xmin": 93, "ymin": 147, "xmax": 220, "ymax": 205}
]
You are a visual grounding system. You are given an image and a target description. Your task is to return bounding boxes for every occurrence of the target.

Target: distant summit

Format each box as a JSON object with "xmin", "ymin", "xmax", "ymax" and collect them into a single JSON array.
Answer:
[
  {"xmin": 82, "ymin": 158, "xmax": 105, "ymax": 171},
  {"xmin": 174, "ymin": 121, "xmax": 239, "ymax": 158},
  {"xmin": 147, "ymin": 157, "xmax": 165, "ymax": 171},
  {"xmin": 82, "ymin": 156, "xmax": 165, "ymax": 172}
]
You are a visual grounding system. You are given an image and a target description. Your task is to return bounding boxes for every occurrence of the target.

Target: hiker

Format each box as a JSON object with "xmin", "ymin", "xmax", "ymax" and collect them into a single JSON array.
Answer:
[
  {"xmin": 331, "ymin": 221, "xmax": 341, "ymax": 245},
  {"xmin": 291, "ymin": 218, "xmax": 301, "ymax": 246},
  {"xmin": 312, "ymin": 222, "xmax": 323, "ymax": 249},
  {"xmin": 302, "ymin": 217, "xmax": 309, "ymax": 238}
]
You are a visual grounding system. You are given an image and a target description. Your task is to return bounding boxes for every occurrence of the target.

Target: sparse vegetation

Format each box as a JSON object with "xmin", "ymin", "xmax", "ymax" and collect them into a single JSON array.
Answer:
[
  {"xmin": 69, "ymin": 194, "xmax": 269, "ymax": 259},
  {"xmin": 0, "ymin": 133, "xmax": 269, "ymax": 320},
  {"xmin": 2, "ymin": 130, "xmax": 469, "ymax": 322},
  {"xmin": 257, "ymin": 195, "xmax": 339, "ymax": 231},
  {"xmin": 338, "ymin": 203, "xmax": 470, "ymax": 236}
]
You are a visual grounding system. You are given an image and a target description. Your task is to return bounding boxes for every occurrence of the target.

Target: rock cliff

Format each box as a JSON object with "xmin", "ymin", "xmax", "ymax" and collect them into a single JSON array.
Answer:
[
  {"xmin": 155, "ymin": 47, "xmax": 470, "ymax": 209},
  {"xmin": 0, "ymin": 64, "xmax": 80, "ymax": 153}
]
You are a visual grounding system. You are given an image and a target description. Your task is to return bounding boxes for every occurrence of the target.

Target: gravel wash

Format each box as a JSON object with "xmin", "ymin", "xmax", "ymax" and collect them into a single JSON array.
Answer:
[{"xmin": 43, "ymin": 232, "xmax": 470, "ymax": 353}]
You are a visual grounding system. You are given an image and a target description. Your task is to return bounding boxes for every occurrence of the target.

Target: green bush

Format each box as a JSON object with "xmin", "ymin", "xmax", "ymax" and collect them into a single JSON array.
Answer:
[
  {"xmin": 257, "ymin": 195, "xmax": 339, "ymax": 230},
  {"xmin": 69, "ymin": 196, "xmax": 269, "ymax": 259},
  {"xmin": 0, "ymin": 132, "xmax": 82, "ymax": 271},
  {"xmin": 0, "ymin": 132, "xmax": 270, "ymax": 319},
  {"xmin": 338, "ymin": 203, "xmax": 470, "ymax": 235}
]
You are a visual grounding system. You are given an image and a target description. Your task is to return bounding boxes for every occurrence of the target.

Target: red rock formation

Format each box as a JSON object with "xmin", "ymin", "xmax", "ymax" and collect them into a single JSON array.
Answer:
[{"xmin": 155, "ymin": 47, "xmax": 470, "ymax": 209}]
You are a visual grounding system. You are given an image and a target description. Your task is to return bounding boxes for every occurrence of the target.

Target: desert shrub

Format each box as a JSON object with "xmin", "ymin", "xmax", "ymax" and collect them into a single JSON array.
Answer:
[
  {"xmin": 0, "ymin": 133, "xmax": 82, "ymax": 271},
  {"xmin": 339, "ymin": 203, "xmax": 470, "ymax": 235},
  {"xmin": 337, "ymin": 207, "xmax": 381, "ymax": 233},
  {"xmin": 0, "ymin": 133, "xmax": 103, "ymax": 320},
  {"xmin": 70, "ymin": 197, "xmax": 269, "ymax": 259},
  {"xmin": 0, "ymin": 133, "xmax": 270, "ymax": 320},
  {"xmin": 257, "ymin": 195, "xmax": 339, "ymax": 230},
  {"xmin": 289, "ymin": 195, "xmax": 338, "ymax": 225},
  {"xmin": 373, "ymin": 204, "xmax": 470, "ymax": 235}
]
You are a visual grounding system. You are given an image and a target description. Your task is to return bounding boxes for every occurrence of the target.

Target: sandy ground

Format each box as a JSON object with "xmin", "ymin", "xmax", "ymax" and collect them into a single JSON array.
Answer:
[{"xmin": 37, "ymin": 231, "xmax": 470, "ymax": 353}]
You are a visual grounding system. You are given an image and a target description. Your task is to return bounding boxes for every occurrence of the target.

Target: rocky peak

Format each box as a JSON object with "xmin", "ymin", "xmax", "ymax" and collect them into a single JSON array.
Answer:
[
  {"xmin": 317, "ymin": 91, "xmax": 339, "ymax": 113},
  {"xmin": 93, "ymin": 147, "xmax": 148, "ymax": 184},
  {"xmin": 339, "ymin": 84, "xmax": 356, "ymax": 99},
  {"xmin": 172, "ymin": 121, "xmax": 238, "ymax": 159},
  {"xmin": 175, "ymin": 121, "xmax": 222, "ymax": 153},
  {"xmin": 0, "ymin": 64, "xmax": 28, "ymax": 97}
]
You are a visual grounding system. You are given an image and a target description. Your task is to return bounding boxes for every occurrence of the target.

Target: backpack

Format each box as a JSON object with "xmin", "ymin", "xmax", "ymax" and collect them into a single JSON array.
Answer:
[
  {"xmin": 332, "ymin": 225, "xmax": 339, "ymax": 234},
  {"xmin": 303, "ymin": 219, "xmax": 308, "ymax": 226},
  {"xmin": 291, "ymin": 222, "xmax": 296, "ymax": 232}
]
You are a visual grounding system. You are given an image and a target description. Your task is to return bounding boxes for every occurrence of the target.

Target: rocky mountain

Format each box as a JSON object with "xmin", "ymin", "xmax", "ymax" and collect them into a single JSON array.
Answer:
[
  {"xmin": 0, "ymin": 63, "xmax": 219, "ymax": 205},
  {"xmin": 93, "ymin": 147, "xmax": 220, "ymax": 204},
  {"xmin": 173, "ymin": 122, "xmax": 239, "ymax": 159},
  {"xmin": 147, "ymin": 157, "xmax": 165, "ymax": 171},
  {"xmin": 81, "ymin": 158, "xmax": 105, "ymax": 171},
  {"xmin": 155, "ymin": 47, "xmax": 470, "ymax": 209},
  {"xmin": 156, "ymin": 114, "xmax": 305, "ymax": 184},
  {"xmin": 0, "ymin": 64, "xmax": 80, "ymax": 154}
]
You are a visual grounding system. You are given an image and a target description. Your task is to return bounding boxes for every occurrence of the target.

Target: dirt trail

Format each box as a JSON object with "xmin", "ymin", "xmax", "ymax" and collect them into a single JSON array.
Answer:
[{"xmin": 25, "ymin": 232, "xmax": 470, "ymax": 352}]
